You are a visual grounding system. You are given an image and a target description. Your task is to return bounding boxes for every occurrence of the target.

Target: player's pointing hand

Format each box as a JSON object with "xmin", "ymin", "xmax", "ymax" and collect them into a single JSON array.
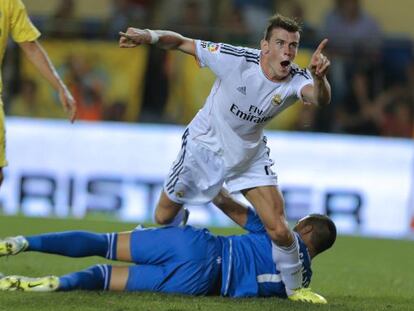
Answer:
[{"xmin": 308, "ymin": 38, "xmax": 330, "ymax": 79}]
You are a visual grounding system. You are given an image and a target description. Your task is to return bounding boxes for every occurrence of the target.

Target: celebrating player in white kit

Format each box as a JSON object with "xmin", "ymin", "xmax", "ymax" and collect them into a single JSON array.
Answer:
[{"xmin": 119, "ymin": 13, "xmax": 331, "ymax": 304}]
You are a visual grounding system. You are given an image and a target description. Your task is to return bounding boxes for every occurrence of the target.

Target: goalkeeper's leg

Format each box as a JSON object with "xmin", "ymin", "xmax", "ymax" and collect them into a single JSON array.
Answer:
[
  {"xmin": 0, "ymin": 265, "xmax": 167, "ymax": 293},
  {"xmin": 0, "ymin": 264, "xmax": 118, "ymax": 292},
  {"xmin": 0, "ymin": 231, "xmax": 119, "ymax": 260}
]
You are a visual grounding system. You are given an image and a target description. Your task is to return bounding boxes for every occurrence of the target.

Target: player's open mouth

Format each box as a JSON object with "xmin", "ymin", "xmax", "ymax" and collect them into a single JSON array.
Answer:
[{"xmin": 280, "ymin": 60, "xmax": 291, "ymax": 68}]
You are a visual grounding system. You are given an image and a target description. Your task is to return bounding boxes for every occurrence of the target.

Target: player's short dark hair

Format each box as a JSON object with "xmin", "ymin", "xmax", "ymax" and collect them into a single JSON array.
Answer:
[
  {"xmin": 301, "ymin": 214, "xmax": 337, "ymax": 254},
  {"xmin": 264, "ymin": 14, "xmax": 301, "ymax": 41}
]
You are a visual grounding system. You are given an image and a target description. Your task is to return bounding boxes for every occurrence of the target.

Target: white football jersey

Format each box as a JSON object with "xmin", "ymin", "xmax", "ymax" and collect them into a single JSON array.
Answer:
[{"xmin": 189, "ymin": 40, "xmax": 313, "ymax": 172}]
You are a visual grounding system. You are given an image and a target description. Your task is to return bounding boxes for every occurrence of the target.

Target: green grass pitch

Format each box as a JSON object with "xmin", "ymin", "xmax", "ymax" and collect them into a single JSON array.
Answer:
[{"xmin": 0, "ymin": 215, "xmax": 413, "ymax": 311}]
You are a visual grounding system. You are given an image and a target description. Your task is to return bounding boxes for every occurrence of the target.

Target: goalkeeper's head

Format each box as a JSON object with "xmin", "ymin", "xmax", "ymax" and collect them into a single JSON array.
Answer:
[{"xmin": 294, "ymin": 214, "xmax": 337, "ymax": 259}]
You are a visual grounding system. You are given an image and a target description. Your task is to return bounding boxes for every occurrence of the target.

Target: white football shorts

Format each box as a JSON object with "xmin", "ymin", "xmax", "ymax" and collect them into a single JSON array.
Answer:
[{"xmin": 164, "ymin": 130, "xmax": 278, "ymax": 204}]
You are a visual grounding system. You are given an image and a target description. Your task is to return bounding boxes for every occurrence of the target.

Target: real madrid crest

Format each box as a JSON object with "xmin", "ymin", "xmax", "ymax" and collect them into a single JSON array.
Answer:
[
  {"xmin": 271, "ymin": 94, "xmax": 282, "ymax": 106},
  {"xmin": 175, "ymin": 191, "xmax": 184, "ymax": 198}
]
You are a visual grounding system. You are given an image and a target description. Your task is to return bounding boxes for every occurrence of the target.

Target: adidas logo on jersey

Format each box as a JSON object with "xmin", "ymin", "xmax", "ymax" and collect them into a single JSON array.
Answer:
[{"xmin": 237, "ymin": 86, "xmax": 246, "ymax": 95}]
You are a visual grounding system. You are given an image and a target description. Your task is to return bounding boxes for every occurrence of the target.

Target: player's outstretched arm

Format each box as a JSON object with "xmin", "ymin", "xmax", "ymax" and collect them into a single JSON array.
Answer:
[
  {"xmin": 301, "ymin": 38, "xmax": 331, "ymax": 106},
  {"xmin": 213, "ymin": 189, "xmax": 249, "ymax": 228},
  {"xmin": 18, "ymin": 41, "xmax": 77, "ymax": 122},
  {"xmin": 119, "ymin": 28, "xmax": 195, "ymax": 56}
]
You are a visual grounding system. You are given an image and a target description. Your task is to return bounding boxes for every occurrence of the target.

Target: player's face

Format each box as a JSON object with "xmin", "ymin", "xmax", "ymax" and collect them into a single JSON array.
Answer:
[
  {"xmin": 261, "ymin": 28, "xmax": 300, "ymax": 80},
  {"xmin": 293, "ymin": 216, "xmax": 310, "ymax": 235}
]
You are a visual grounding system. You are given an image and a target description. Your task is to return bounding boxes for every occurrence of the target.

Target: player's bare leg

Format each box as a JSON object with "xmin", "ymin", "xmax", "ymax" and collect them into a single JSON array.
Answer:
[
  {"xmin": 109, "ymin": 266, "xmax": 129, "ymax": 291},
  {"xmin": 154, "ymin": 191, "xmax": 185, "ymax": 225},
  {"xmin": 242, "ymin": 186, "xmax": 292, "ymax": 246},
  {"xmin": 242, "ymin": 185, "xmax": 327, "ymax": 303},
  {"xmin": 115, "ymin": 232, "xmax": 133, "ymax": 262}
]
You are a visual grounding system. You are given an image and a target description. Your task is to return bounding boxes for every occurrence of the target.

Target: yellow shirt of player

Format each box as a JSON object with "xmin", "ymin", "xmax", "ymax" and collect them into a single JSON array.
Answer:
[{"xmin": 0, "ymin": 0, "xmax": 40, "ymax": 95}]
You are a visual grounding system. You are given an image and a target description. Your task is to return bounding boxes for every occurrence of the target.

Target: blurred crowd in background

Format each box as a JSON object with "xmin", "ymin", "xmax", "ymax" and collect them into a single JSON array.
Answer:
[{"xmin": 3, "ymin": 0, "xmax": 413, "ymax": 138}]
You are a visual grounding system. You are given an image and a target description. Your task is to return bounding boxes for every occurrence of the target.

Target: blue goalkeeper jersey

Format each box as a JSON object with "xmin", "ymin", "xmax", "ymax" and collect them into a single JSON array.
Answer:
[{"xmin": 218, "ymin": 209, "xmax": 312, "ymax": 297}]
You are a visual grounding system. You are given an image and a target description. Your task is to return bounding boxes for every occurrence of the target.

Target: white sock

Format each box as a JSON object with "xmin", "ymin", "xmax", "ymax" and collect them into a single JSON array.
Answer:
[
  {"xmin": 271, "ymin": 235, "xmax": 302, "ymax": 295},
  {"xmin": 168, "ymin": 207, "xmax": 186, "ymax": 226}
]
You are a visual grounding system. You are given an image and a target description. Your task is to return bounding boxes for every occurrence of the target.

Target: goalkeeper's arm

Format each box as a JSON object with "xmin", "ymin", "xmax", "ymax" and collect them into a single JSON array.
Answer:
[
  {"xmin": 213, "ymin": 189, "xmax": 266, "ymax": 233},
  {"xmin": 119, "ymin": 28, "xmax": 195, "ymax": 56}
]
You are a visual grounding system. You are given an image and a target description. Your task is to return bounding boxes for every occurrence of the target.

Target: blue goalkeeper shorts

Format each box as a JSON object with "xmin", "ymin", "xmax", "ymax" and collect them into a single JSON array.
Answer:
[{"xmin": 126, "ymin": 226, "xmax": 222, "ymax": 295}]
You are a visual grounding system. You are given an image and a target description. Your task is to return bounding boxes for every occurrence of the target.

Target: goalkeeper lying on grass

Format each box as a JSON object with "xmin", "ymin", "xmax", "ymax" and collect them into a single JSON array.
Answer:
[{"xmin": 0, "ymin": 191, "xmax": 336, "ymax": 304}]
